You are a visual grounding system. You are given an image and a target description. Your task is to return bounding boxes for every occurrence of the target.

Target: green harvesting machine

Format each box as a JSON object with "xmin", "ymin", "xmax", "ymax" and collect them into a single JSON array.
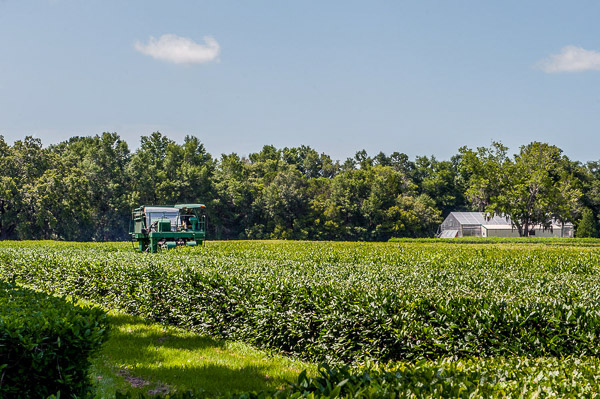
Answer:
[{"xmin": 130, "ymin": 204, "xmax": 206, "ymax": 252}]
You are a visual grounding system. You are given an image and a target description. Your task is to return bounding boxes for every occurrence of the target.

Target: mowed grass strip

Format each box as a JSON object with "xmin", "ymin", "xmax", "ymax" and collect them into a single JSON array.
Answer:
[{"xmin": 90, "ymin": 308, "xmax": 314, "ymax": 398}]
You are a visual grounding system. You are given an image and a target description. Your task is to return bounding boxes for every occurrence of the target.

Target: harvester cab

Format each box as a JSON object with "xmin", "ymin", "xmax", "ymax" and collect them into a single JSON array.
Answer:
[{"xmin": 130, "ymin": 204, "xmax": 206, "ymax": 252}]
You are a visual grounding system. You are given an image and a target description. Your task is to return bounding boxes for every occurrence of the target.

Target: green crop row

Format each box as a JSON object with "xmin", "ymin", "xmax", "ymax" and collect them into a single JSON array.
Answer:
[
  {"xmin": 1, "ymin": 240, "xmax": 600, "ymax": 364},
  {"xmin": 116, "ymin": 357, "xmax": 600, "ymax": 398},
  {"xmin": 389, "ymin": 237, "xmax": 600, "ymax": 246},
  {"xmin": 0, "ymin": 279, "xmax": 109, "ymax": 398},
  {"xmin": 286, "ymin": 357, "xmax": 600, "ymax": 398}
]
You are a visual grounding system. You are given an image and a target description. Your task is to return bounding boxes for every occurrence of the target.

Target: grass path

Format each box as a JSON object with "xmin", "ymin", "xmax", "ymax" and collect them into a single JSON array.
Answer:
[{"xmin": 90, "ymin": 308, "xmax": 314, "ymax": 398}]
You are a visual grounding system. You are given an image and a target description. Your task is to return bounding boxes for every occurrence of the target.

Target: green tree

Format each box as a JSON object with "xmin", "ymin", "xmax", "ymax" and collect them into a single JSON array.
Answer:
[
  {"xmin": 577, "ymin": 208, "xmax": 598, "ymax": 238},
  {"xmin": 282, "ymin": 145, "xmax": 339, "ymax": 178},
  {"xmin": 461, "ymin": 142, "xmax": 582, "ymax": 237},
  {"xmin": 8, "ymin": 137, "xmax": 51, "ymax": 239},
  {"xmin": 259, "ymin": 167, "xmax": 310, "ymax": 239},
  {"xmin": 50, "ymin": 133, "xmax": 131, "ymax": 240},
  {"xmin": 380, "ymin": 193, "xmax": 442, "ymax": 238},
  {"xmin": 579, "ymin": 161, "xmax": 600, "ymax": 231},
  {"xmin": 321, "ymin": 168, "xmax": 372, "ymax": 240},
  {"xmin": 459, "ymin": 142, "xmax": 509, "ymax": 212},
  {"xmin": 0, "ymin": 136, "xmax": 20, "ymax": 239},
  {"xmin": 127, "ymin": 132, "xmax": 175, "ymax": 205},
  {"xmin": 176, "ymin": 135, "xmax": 215, "ymax": 205},
  {"xmin": 362, "ymin": 165, "xmax": 411, "ymax": 239},
  {"xmin": 28, "ymin": 166, "xmax": 90, "ymax": 240},
  {"xmin": 413, "ymin": 155, "xmax": 467, "ymax": 217},
  {"xmin": 213, "ymin": 153, "xmax": 258, "ymax": 239}
]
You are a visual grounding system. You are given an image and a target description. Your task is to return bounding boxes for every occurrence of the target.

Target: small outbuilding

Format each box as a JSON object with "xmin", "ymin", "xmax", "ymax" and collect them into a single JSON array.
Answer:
[{"xmin": 438, "ymin": 212, "xmax": 574, "ymax": 238}]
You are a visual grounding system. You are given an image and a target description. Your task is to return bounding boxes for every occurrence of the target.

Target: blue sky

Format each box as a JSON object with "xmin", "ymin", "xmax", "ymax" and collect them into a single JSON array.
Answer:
[{"xmin": 1, "ymin": 1, "xmax": 599, "ymax": 162}]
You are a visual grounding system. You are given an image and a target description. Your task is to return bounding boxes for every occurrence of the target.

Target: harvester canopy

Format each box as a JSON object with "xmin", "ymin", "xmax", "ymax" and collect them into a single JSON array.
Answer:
[
  {"xmin": 144, "ymin": 206, "xmax": 179, "ymax": 231},
  {"xmin": 174, "ymin": 204, "xmax": 206, "ymax": 209},
  {"xmin": 130, "ymin": 204, "xmax": 206, "ymax": 252}
]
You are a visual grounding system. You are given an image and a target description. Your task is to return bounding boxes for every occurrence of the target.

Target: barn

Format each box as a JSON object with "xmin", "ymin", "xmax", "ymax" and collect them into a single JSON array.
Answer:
[{"xmin": 438, "ymin": 212, "xmax": 574, "ymax": 238}]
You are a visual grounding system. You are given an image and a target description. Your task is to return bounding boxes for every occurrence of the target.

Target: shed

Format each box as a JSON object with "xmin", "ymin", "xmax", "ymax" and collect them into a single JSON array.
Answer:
[{"xmin": 438, "ymin": 212, "xmax": 574, "ymax": 238}]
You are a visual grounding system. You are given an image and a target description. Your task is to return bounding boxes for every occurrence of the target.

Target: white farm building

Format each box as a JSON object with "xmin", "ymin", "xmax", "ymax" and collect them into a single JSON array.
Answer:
[{"xmin": 438, "ymin": 212, "xmax": 574, "ymax": 238}]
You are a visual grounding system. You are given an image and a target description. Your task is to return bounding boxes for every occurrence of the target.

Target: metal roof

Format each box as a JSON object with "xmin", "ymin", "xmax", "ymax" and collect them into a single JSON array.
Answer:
[
  {"xmin": 450, "ymin": 212, "xmax": 510, "ymax": 226},
  {"xmin": 439, "ymin": 229, "xmax": 459, "ymax": 238},
  {"xmin": 449, "ymin": 212, "xmax": 573, "ymax": 228},
  {"xmin": 144, "ymin": 206, "xmax": 179, "ymax": 214}
]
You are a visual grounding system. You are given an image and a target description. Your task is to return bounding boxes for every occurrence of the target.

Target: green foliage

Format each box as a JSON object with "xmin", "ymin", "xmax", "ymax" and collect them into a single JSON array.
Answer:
[
  {"xmin": 106, "ymin": 358, "xmax": 600, "ymax": 398},
  {"xmin": 577, "ymin": 208, "xmax": 598, "ymax": 238},
  {"xmin": 285, "ymin": 359, "xmax": 600, "ymax": 398},
  {"xmin": 6, "ymin": 240, "xmax": 600, "ymax": 397},
  {"xmin": 7, "ymin": 133, "xmax": 600, "ymax": 241},
  {"xmin": 388, "ymin": 236, "xmax": 600, "ymax": 246},
  {"xmin": 0, "ymin": 279, "xmax": 110, "ymax": 398},
  {"xmin": 460, "ymin": 142, "xmax": 582, "ymax": 236},
  {"xmin": 0, "ymin": 133, "xmax": 453, "ymax": 241},
  {"xmin": 114, "ymin": 389, "xmax": 282, "ymax": 398},
  {"xmin": 5, "ymin": 241, "xmax": 600, "ymax": 367}
]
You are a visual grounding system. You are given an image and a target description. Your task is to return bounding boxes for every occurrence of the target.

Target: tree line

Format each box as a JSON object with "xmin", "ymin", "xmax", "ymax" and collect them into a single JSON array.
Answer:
[{"xmin": 0, "ymin": 132, "xmax": 598, "ymax": 241}]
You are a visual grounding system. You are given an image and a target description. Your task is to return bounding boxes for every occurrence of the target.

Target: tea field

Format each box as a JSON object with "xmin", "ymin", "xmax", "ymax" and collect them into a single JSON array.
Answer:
[{"xmin": 3, "ymin": 239, "xmax": 600, "ymax": 397}]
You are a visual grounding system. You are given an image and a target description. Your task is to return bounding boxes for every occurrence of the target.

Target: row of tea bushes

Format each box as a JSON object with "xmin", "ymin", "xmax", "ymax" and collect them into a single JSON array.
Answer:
[
  {"xmin": 0, "ymin": 279, "xmax": 109, "ymax": 398},
  {"xmin": 115, "ymin": 358, "xmax": 600, "ymax": 398},
  {"xmin": 2, "ymin": 241, "xmax": 600, "ymax": 364},
  {"xmin": 388, "ymin": 237, "xmax": 600, "ymax": 247},
  {"xmin": 286, "ymin": 357, "xmax": 600, "ymax": 398}
]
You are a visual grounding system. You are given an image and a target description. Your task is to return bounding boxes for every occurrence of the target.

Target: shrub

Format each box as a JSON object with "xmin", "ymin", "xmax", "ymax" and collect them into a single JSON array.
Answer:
[
  {"xmin": 0, "ymin": 279, "xmax": 110, "ymax": 398},
  {"xmin": 577, "ymin": 208, "xmax": 598, "ymax": 238},
  {"xmin": 285, "ymin": 359, "xmax": 600, "ymax": 398},
  {"xmin": 115, "ymin": 358, "xmax": 600, "ymax": 398},
  {"xmin": 4, "ymin": 241, "xmax": 600, "ymax": 364}
]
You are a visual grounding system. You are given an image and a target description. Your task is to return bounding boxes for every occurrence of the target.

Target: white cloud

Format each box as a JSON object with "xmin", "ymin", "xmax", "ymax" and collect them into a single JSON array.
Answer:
[
  {"xmin": 537, "ymin": 45, "xmax": 600, "ymax": 73},
  {"xmin": 134, "ymin": 34, "xmax": 220, "ymax": 65}
]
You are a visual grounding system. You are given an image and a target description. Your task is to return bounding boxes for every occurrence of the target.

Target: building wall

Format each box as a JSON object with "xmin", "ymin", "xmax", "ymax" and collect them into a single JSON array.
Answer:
[
  {"xmin": 439, "ymin": 213, "xmax": 574, "ymax": 238},
  {"xmin": 484, "ymin": 228, "xmax": 520, "ymax": 238},
  {"xmin": 530, "ymin": 227, "xmax": 573, "ymax": 238},
  {"xmin": 484, "ymin": 227, "xmax": 572, "ymax": 238},
  {"xmin": 461, "ymin": 225, "xmax": 482, "ymax": 237},
  {"xmin": 441, "ymin": 214, "xmax": 460, "ymax": 231}
]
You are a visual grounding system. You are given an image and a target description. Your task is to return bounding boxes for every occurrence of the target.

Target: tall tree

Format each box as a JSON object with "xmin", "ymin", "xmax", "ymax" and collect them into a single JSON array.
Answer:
[
  {"xmin": 49, "ymin": 133, "xmax": 131, "ymax": 240},
  {"xmin": 459, "ymin": 142, "xmax": 509, "ymax": 212},
  {"xmin": 461, "ymin": 142, "xmax": 581, "ymax": 236},
  {"xmin": 0, "ymin": 136, "xmax": 20, "ymax": 239},
  {"xmin": 576, "ymin": 208, "xmax": 598, "ymax": 238},
  {"xmin": 259, "ymin": 167, "xmax": 310, "ymax": 239},
  {"xmin": 127, "ymin": 132, "xmax": 175, "ymax": 205},
  {"xmin": 212, "ymin": 153, "xmax": 257, "ymax": 239},
  {"xmin": 413, "ymin": 156, "xmax": 467, "ymax": 217}
]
